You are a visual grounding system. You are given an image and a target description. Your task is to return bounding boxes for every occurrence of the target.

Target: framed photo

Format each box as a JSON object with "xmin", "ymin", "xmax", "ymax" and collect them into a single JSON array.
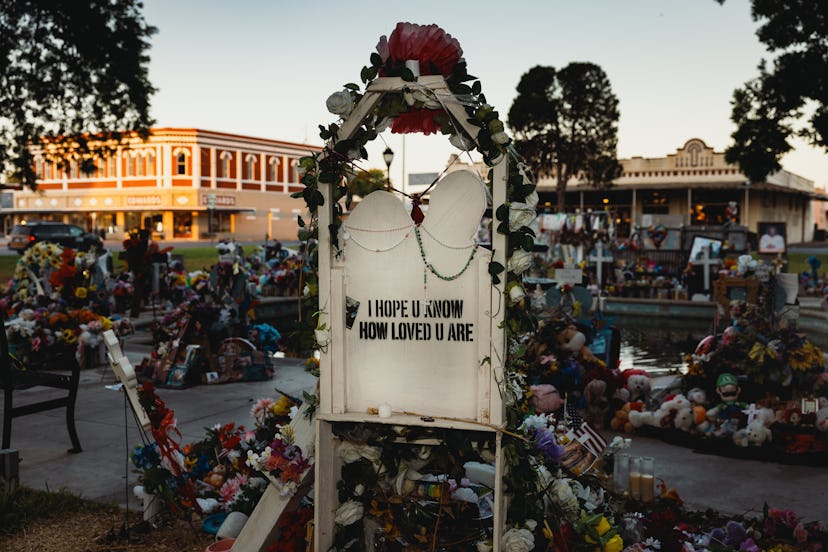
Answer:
[
  {"xmin": 758, "ymin": 222, "xmax": 787, "ymax": 254},
  {"xmin": 688, "ymin": 236, "xmax": 722, "ymax": 264},
  {"xmin": 802, "ymin": 398, "xmax": 819, "ymax": 415},
  {"xmin": 713, "ymin": 278, "xmax": 760, "ymax": 309}
]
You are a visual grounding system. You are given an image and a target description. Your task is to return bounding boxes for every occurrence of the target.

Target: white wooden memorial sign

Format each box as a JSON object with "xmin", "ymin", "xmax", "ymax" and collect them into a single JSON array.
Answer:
[{"xmin": 339, "ymin": 170, "xmax": 489, "ymax": 420}]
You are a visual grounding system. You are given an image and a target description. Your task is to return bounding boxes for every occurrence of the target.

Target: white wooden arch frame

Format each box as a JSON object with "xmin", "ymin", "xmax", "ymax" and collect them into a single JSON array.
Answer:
[{"xmin": 234, "ymin": 74, "xmax": 511, "ymax": 552}]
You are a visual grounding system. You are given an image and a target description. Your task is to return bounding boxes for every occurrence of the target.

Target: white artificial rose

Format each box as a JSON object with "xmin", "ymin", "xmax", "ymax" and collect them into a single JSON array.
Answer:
[
  {"xmin": 508, "ymin": 283, "xmax": 526, "ymax": 304},
  {"xmin": 477, "ymin": 541, "xmax": 494, "ymax": 552},
  {"xmin": 524, "ymin": 519, "xmax": 538, "ymax": 532},
  {"xmin": 509, "ymin": 203, "xmax": 536, "ymax": 231},
  {"xmin": 338, "ymin": 442, "xmax": 381, "ymax": 464},
  {"xmin": 508, "ymin": 249, "xmax": 533, "ymax": 275},
  {"xmin": 334, "ymin": 499, "xmax": 364, "ymax": 526},
  {"xmin": 326, "ymin": 90, "xmax": 354, "ymax": 116},
  {"xmin": 354, "ymin": 483, "xmax": 365, "ymax": 496},
  {"xmin": 375, "ymin": 117, "xmax": 393, "ymax": 133},
  {"xmin": 412, "ymin": 88, "xmax": 441, "ymax": 109},
  {"xmin": 501, "ymin": 527, "xmax": 535, "ymax": 551},
  {"xmin": 524, "ymin": 191, "xmax": 539, "ymax": 209}
]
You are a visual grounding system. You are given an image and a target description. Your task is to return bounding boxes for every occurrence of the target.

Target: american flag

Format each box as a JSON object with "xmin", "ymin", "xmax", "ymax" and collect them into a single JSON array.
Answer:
[{"xmin": 572, "ymin": 421, "xmax": 608, "ymax": 458}]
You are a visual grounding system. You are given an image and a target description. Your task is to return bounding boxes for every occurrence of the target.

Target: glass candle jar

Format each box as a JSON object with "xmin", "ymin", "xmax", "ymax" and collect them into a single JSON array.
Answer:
[
  {"xmin": 640, "ymin": 457, "xmax": 655, "ymax": 502},
  {"xmin": 613, "ymin": 454, "xmax": 630, "ymax": 495},
  {"xmin": 628, "ymin": 456, "xmax": 642, "ymax": 500}
]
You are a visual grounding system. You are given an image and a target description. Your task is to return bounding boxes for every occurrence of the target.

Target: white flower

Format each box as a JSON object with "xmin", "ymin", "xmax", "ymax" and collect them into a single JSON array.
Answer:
[
  {"xmin": 509, "ymin": 202, "xmax": 536, "ymax": 231},
  {"xmin": 476, "ymin": 541, "xmax": 494, "ymax": 552},
  {"xmin": 411, "ymin": 88, "xmax": 441, "ymax": 109},
  {"xmin": 508, "ymin": 249, "xmax": 533, "ymax": 275},
  {"xmin": 524, "ymin": 191, "xmax": 539, "ymax": 209},
  {"xmin": 334, "ymin": 499, "xmax": 364, "ymax": 526},
  {"xmin": 501, "ymin": 527, "xmax": 535, "ymax": 551},
  {"xmin": 326, "ymin": 90, "xmax": 354, "ymax": 116},
  {"xmin": 338, "ymin": 442, "xmax": 381, "ymax": 464},
  {"xmin": 524, "ymin": 520, "xmax": 538, "ymax": 532},
  {"xmin": 518, "ymin": 414, "xmax": 548, "ymax": 434},
  {"xmin": 508, "ymin": 283, "xmax": 526, "ymax": 304}
]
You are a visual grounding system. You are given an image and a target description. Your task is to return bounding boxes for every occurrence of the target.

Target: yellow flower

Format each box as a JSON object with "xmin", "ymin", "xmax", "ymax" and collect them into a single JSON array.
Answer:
[
  {"xmin": 270, "ymin": 395, "xmax": 294, "ymax": 417},
  {"xmin": 61, "ymin": 328, "xmax": 78, "ymax": 344},
  {"xmin": 748, "ymin": 341, "xmax": 766, "ymax": 363},
  {"xmin": 603, "ymin": 534, "xmax": 624, "ymax": 552},
  {"xmin": 595, "ymin": 517, "xmax": 611, "ymax": 536},
  {"xmin": 101, "ymin": 317, "xmax": 113, "ymax": 331},
  {"xmin": 75, "ymin": 287, "xmax": 88, "ymax": 299}
]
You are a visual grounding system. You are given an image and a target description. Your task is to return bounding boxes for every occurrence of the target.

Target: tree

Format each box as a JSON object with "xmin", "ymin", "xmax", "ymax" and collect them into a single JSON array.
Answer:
[
  {"xmin": 508, "ymin": 63, "xmax": 621, "ymax": 211},
  {"xmin": 0, "ymin": 0, "xmax": 157, "ymax": 189},
  {"xmin": 720, "ymin": 0, "xmax": 827, "ymax": 182},
  {"xmin": 347, "ymin": 168, "xmax": 388, "ymax": 198}
]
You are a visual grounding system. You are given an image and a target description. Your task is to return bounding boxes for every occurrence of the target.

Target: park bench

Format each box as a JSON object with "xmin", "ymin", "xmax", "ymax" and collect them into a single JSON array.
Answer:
[{"xmin": 1, "ymin": 316, "xmax": 82, "ymax": 453}]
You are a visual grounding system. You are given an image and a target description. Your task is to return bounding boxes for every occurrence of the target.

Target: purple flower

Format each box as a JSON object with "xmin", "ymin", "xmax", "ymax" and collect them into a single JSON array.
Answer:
[
  {"xmin": 709, "ymin": 527, "xmax": 726, "ymax": 546},
  {"xmin": 739, "ymin": 537, "xmax": 760, "ymax": 552},
  {"xmin": 725, "ymin": 520, "xmax": 747, "ymax": 546},
  {"xmin": 533, "ymin": 428, "xmax": 564, "ymax": 461}
]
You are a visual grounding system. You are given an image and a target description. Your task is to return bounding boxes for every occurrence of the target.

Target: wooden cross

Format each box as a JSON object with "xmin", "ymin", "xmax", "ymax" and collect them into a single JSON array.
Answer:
[
  {"xmin": 691, "ymin": 245, "xmax": 720, "ymax": 291},
  {"xmin": 588, "ymin": 241, "xmax": 614, "ymax": 286}
]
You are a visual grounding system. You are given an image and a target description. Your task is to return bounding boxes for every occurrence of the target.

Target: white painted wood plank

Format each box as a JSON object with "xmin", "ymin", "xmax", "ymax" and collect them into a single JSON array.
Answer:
[{"xmin": 102, "ymin": 329, "xmax": 150, "ymax": 430}]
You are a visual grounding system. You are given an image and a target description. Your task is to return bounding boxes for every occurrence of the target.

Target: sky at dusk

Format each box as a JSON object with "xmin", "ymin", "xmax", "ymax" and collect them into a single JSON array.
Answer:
[{"xmin": 142, "ymin": 0, "xmax": 827, "ymax": 190}]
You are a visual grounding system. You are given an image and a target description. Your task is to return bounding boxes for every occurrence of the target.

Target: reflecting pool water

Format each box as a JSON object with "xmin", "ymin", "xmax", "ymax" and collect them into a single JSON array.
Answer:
[{"xmin": 615, "ymin": 316, "xmax": 712, "ymax": 376}]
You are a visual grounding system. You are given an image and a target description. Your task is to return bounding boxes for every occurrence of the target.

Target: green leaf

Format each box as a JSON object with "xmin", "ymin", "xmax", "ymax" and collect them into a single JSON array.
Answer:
[
  {"xmin": 370, "ymin": 52, "xmax": 382, "ymax": 67},
  {"xmin": 488, "ymin": 261, "xmax": 505, "ymax": 276},
  {"xmin": 343, "ymin": 83, "xmax": 360, "ymax": 91},
  {"xmin": 290, "ymin": 191, "xmax": 304, "ymax": 199},
  {"xmin": 318, "ymin": 171, "xmax": 337, "ymax": 184},
  {"xmin": 297, "ymin": 215, "xmax": 305, "ymax": 228},
  {"xmin": 313, "ymin": 189, "xmax": 325, "ymax": 207},
  {"xmin": 401, "ymin": 67, "xmax": 416, "ymax": 82},
  {"xmin": 522, "ymin": 233, "xmax": 534, "ymax": 252},
  {"xmin": 495, "ymin": 203, "xmax": 509, "ymax": 221},
  {"xmin": 360, "ymin": 66, "xmax": 371, "ymax": 83},
  {"xmin": 497, "ymin": 221, "xmax": 509, "ymax": 235},
  {"xmin": 472, "ymin": 80, "xmax": 482, "ymax": 95}
]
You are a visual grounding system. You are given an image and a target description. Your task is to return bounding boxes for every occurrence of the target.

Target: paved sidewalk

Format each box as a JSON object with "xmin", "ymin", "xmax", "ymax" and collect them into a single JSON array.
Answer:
[{"xmin": 3, "ymin": 329, "xmax": 828, "ymax": 527}]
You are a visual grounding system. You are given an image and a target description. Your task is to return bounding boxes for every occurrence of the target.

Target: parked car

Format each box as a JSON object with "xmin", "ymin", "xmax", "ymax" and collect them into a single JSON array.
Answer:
[{"xmin": 7, "ymin": 222, "xmax": 104, "ymax": 255}]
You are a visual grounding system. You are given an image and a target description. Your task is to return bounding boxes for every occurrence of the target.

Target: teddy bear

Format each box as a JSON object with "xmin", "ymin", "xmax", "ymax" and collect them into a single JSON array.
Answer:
[
  {"xmin": 628, "ymin": 408, "xmax": 656, "ymax": 429},
  {"xmin": 556, "ymin": 324, "xmax": 598, "ymax": 364},
  {"xmin": 529, "ymin": 384, "xmax": 563, "ymax": 414},
  {"xmin": 673, "ymin": 406, "xmax": 695, "ymax": 432},
  {"xmin": 610, "ymin": 402, "xmax": 643, "ymax": 433},
  {"xmin": 652, "ymin": 394, "xmax": 691, "ymax": 428},
  {"xmin": 686, "ymin": 387, "xmax": 711, "ymax": 433},
  {"xmin": 621, "ymin": 369, "xmax": 651, "ymax": 404},
  {"xmin": 734, "ymin": 420, "xmax": 772, "ymax": 447},
  {"xmin": 583, "ymin": 379, "xmax": 609, "ymax": 428}
]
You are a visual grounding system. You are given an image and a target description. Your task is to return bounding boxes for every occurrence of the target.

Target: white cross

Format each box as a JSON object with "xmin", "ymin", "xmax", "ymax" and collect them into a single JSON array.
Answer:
[
  {"xmin": 742, "ymin": 403, "xmax": 760, "ymax": 425},
  {"xmin": 691, "ymin": 245, "xmax": 720, "ymax": 291},
  {"xmin": 588, "ymin": 241, "xmax": 614, "ymax": 286}
]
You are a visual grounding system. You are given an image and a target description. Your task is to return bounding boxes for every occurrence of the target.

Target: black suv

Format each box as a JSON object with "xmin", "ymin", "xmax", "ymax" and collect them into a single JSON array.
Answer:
[{"xmin": 8, "ymin": 222, "xmax": 104, "ymax": 255}]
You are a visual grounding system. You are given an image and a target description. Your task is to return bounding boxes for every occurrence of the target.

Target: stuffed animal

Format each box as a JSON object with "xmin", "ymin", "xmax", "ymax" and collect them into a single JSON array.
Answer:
[
  {"xmin": 745, "ymin": 420, "xmax": 772, "ymax": 446},
  {"xmin": 628, "ymin": 409, "xmax": 655, "ymax": 429},
  {"xmin": 557, "ymin": 325, "xmax": 598, "ymax": 363},
  {"xmin": 653, "ymin": 394, "xmax": 691, "ymax": 428},
  {"xmin": 622, "ymin": 369, "xmax": 651, "ymax": 404},
  {"xmin": 583, "ymin": 379, "xmax": 609, "ymax": 428},
  {"xmin": 673, "ymin": 407, "xmax": 695, "ymax": 432},
  {"xmin": 529, "ymin": 384, "xmax": 563, "ymax": 414},
  {"xmin": 610, "ymin": 402, "xmax": 640, "ymax": 433},
  {"xmin": 816, "ymin": 406, "xmax": 828, "ymax": 433}
]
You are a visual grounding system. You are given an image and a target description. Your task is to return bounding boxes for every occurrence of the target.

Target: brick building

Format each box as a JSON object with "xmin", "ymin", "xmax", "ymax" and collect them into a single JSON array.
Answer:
[{"xmin": 10, "ymin": 128, "xmax": 321, "ymax": 241}]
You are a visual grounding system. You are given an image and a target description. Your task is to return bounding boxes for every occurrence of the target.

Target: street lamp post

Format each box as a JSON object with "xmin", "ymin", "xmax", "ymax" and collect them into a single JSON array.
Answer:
[{"xmin": 383, "ymin": 147, "xmax": 394, "ymax": 190}]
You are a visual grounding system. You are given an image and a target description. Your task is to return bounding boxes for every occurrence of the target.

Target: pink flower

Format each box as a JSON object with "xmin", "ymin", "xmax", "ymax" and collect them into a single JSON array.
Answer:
[
  {"xmin": 794, "ymin": 522, "xmax": 809, "ymax": 544},
  {"xmin": 251, "ymin": 398, "xmax": 274, "ymax": 421},
  {"xmin": 219, "ymin": 474, "xmax": 248, "ymax": 505},
  {"xmin": 782, "ymin": 509, "xmax": 799, "ymax": 529}
]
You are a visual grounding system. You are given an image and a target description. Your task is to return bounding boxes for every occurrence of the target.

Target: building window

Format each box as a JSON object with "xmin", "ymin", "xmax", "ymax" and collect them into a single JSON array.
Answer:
[
  {"xmin": 43, "ymin": 160, "xmax": 52, "ymax": 179},
  {"xmin": 220, "ymin": 151, "xmax": 232, "ymax": 178},
  {"xmin": 125, "ymin": 154, "xmax": 135, "ymax": 177},
  {"xmin": 146, "ymin": 151, "xmax": 155, "ymax": 176},
  {"xmin": 642, "ymin": 191, "xmax": 669, "ymax": 214},
  {"xmin": 245, "ymin": 154, "xmax": 257, "ymax": 180},
  {"xmin": 69, "ymin": 160, "xmax": 79, "ymax": 179},
  {"xmin": 176, "ymin": 152, "xmax": 187, "ymax": 175},
  {"xmin": 269, "ymin": 157, "xmax": 280, "ymax": 181}
]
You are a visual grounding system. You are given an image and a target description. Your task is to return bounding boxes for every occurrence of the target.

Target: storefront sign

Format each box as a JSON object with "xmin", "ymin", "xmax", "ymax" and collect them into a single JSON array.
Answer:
[
  {"xmin": 126, "ymin": 195, "xmax": 162, "ymax": 206},
  {"xmin": 201, "ymin": 194, "xmax": 235, "ymax": 207}
]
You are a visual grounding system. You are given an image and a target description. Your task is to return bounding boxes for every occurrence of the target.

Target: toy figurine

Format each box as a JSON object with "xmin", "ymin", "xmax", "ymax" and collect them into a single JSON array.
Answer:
[{"xmin": 706, "ymin": 373, "xmax": 748, "ymax": 431}]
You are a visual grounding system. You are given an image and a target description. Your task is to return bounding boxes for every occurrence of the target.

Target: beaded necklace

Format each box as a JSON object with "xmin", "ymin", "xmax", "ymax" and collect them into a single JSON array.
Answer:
[
  {"xmin": 414, "ymin": 226, "xmax": 479, "ymax": 283},
  {"xmin": 342, "ymin": 222, "xmax": 415, "ymax": 253}
]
